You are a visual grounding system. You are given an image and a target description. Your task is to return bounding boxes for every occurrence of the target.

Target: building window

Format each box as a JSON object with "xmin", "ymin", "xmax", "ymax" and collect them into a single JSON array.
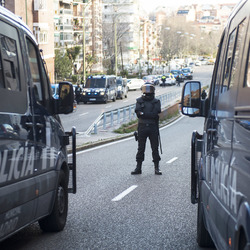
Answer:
[
  {"xmin": 39, "ymin": 31, "xmax": 48, "ymax": 44},
  {"xmin": 0, "ymin": 0, "xmax": 5, "ymax": 7},
  {"xmin": 34, "ymin": 0, "xmax": 47, "ymax": 10}
]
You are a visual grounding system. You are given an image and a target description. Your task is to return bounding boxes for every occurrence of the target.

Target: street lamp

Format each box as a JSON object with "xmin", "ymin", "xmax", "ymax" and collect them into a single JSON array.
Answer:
[
  {"xmin": 82, "ymin": 0, "xmax": 91, "ymax": 84},
  {"xmin": 114, "ymin": 17, "xmax": 118, "ymax": 76}
]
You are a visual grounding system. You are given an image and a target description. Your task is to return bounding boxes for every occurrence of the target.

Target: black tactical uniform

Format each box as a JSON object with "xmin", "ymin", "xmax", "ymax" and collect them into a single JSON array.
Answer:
[
  {"xmin": 131, "ymin": 84, "xmax": 162, "ymax": 175},
  {"xmin": 75, "ymin": 84, "xmax": 82, "ymax": 104}
]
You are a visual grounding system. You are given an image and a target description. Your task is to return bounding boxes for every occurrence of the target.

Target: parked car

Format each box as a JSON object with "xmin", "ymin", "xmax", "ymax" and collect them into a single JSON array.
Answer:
[
  {"xmin": 195, "ymin": 61, "xmax": 201, "ymax": 66},
  {"xmin": 181, "ymin": 67, "xmax": 193, "ymax": 80},
  {"xmin": 127, "ymin": 78, "xmax": 144, "ymax": 90},
  {"xmin": 143, "ymin": 75, "xmax": 153, "ymax": 84},
  {"xmin": 160, "ymin": 73, "xmax": 176, "ymax": 86},
  {"xmin": 170, "ymin": 70, "xmax": 185, "ymax": 82},
  {"xmin": 116, "ymin": 77, "xmax": 128, "ymax": 99}
]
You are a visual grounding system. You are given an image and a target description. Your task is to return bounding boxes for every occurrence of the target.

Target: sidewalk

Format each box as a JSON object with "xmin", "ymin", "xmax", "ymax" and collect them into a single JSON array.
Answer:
[{"xmin": 73, "ymin": 125, "xmax": 134, "ymax": 152}]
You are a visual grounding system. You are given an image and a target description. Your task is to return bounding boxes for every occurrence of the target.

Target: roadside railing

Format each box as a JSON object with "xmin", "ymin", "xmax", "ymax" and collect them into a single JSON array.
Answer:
[{"xmin": 85, "ymin": 90, "xmax": 181, "ymax": 135}]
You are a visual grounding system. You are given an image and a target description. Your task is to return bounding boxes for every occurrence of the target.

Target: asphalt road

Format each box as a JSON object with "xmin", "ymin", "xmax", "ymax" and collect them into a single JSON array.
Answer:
[
  {"xmin": 0, "ymin": 115, "xmax": 216, "ymax": 250},
  {"xmin": 60, "ymin": 65, "xmax": 213, "ymax": 133}
]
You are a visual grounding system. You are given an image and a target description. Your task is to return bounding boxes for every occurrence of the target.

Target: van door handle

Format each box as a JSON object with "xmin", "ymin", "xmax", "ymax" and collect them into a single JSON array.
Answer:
[
  {"xmin": 36, "ymin": 123, "xmax": 44, "ymax": 128},
  {"xmin": 25, "ymin": 122, "xmax": 33, "ymax": 128}
]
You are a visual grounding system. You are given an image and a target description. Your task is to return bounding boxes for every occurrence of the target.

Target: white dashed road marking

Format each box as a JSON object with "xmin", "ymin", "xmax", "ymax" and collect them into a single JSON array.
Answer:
[
  {"xmin": 79, "ymin": 112, "xmax": 89, "ymax": 116},
  {"xmin": 166, "ymin": 157, "xmax": 178, "ymax": 164},
  {"xmin": 112, "ymin": 185, "xmax": 138, "ymax": 201}
]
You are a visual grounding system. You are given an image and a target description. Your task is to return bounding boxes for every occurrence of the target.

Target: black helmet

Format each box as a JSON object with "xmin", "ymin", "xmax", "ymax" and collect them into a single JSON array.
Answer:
[{"xmin": 141, "ymin": 84, "xmax": 155, "ymax": 94}]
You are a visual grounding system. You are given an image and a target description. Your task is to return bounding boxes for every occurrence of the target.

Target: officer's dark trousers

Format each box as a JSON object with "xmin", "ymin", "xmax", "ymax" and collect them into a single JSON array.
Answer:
[{"xmin": 136, "ymin": 123, "xmax": 161, "ymax": 163}]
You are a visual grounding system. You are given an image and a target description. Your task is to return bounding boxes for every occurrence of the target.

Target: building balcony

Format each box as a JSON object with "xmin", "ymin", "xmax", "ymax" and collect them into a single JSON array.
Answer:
[
  {"xmin": 60, "ymin": 9, "xmax": 73, "ymax": 15},
  {"xmin": 73, "ymin": 0, "xmax": 84, "ymax": 3},
  {"xmin": 59, "ymin": 0, "xmax": 72, "ymax": 4},
  {"xmin": 73, "ymin": 25, "xmax": 83, "ymax": 31},
  {"xmin": 60, "ymin": 24, "xmax": 73, "ymax": 31}
]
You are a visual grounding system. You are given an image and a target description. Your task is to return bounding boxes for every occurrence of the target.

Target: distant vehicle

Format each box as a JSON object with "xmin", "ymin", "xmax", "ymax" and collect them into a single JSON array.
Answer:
[
  {"xmin": 116, "ymin": 77, "xmax": 128, "ymax": 99},
  {"xmin": 159, "ymin": 73, "xmax": 176, "ymax": 86},
  {"xmin": 82, "ymin": 75, "xmax": 117, "ymax": 104},
  {"xmin": 207, "ymin": 58, "xmax": 215, "ymax": 65},
  {"xmin": 189, "ymin": 62, "xmax": 195, "ymax": 71},
  {"xmin": 150, "ymin": 75, "xmax": 160, "ymax": 85},
  {"xmin": 127, "ymin": 78, "xmax": 144, "ymax": 90},
  {"xmin": 142, "ymin": 75, "xmax": 153, "ymax": 84},
  {"xmin": 170, "ymin": 70, "xmax": 185, "ymax": 82},
  {"xmin": 51, "ymin": 84, "xmax": 59, "ymax": 99},
  {"xmin": 195, "ymin": 61, "xmax": 201, "ymax": 66},
  {"xmin": 181, "ymin": 67, "xmax": 193, "ymax": 80},
  {"xmin": 143, "ymin": 75, "xmax": 159, "ymax": 85}
]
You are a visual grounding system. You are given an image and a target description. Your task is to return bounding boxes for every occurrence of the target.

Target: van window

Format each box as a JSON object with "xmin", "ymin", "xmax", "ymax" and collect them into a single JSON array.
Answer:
[
  {"xmin": 229, "ymin": 19, "xmax": 247, "ymax": 89},
  {"xmin": 0, "ymin": 20, "xmax": 27, "ymax": 114},
  {"xmin": 85, "ymin": 78, "xmax": 105, "ymax": 88},
  {"xmin": 221, "ymin": 28, "xmax": 236, "ymax": 92},
  {"xmin": 244, "ymin": 43, "xmax": 250, "ymax": 87},
  {"xmin": 211, "ymin": 32, "xmax": 226, "ymax": 110},
  {"xmin": 26, "ymin": 38, "xmax": 43, "ymax": 103},
  {"xmin": 0, "ymin": 35, "xmax": 20, "ymax": 91}
]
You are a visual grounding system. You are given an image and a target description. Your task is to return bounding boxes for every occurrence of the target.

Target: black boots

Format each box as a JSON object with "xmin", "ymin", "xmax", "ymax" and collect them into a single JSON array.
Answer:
[
  {"xmin": 131, "ymin": 162, "xmax": 162, "ymax": 175},
  {"xmin": 131, "ymin": 162, "xmax": 142, "ymax": 175},
  {"xmin": 154, "ymin": 162, "xmax": 162, "ymax": 175}
]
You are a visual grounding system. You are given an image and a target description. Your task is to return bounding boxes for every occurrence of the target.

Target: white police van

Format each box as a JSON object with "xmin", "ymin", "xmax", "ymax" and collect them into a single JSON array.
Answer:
[
  {"xmin": 181, "ymin": 0, "xmax": 250, "ymax": 249},
  {"xmin": 0, "ymin": 6, "xmax": 76, "ymax": 241}
]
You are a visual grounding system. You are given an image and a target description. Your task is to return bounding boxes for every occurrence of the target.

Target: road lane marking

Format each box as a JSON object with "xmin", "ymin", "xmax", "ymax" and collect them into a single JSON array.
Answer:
[
  {"xmin": 112, "ymin": 185, "xmax": 138, "ymax": 201},
  {"xmin": 166, "ymin": 157, "xmax": 178, "ymax": 164},
  {"xmin": 105, "ymin": 105, "xmax": 112, "ymax": 109},
  {"xmin": 79, "ymin": 112, "xmax": 89, "ymax": 116}
]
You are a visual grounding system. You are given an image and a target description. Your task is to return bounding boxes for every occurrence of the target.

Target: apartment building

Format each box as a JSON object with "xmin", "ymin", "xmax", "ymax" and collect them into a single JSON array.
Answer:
[
  {"xmin": 54, "ymin": 0, "xmax": 103, "ymax": 74},
  {"xmin": 3, "ymin": 0, "xmax": 55, "ymax": 82},
  {"xmin": 102, "ymin": 0, "xmax": 141, "ymax": 71}
]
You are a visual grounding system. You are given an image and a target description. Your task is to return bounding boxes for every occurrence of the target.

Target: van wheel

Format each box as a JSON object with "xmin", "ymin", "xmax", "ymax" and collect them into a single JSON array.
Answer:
[
  {"xmin": 197, "ymin": 198, "xmax": 214, "ymax": 247},
  {"xmin": 238, "ymin": 231, "xmax": 247, "ymax": 250},
  {"xmin": 39, "ymin": 170, "xmax": 68, "ymax": 232}
]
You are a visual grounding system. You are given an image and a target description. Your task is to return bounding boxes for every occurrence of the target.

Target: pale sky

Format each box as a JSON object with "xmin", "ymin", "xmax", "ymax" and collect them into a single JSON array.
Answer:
[{"xmin": 139, "ymin": 0, "xmax": 240, "ymax": 12}]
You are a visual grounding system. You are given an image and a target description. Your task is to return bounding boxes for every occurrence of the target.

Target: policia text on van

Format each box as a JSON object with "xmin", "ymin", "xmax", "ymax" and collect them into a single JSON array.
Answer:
[
  {"xmin": 180, "ymin": 0, "xmax": 250, "ymax": 249},
  {"xmin": 0, "ymin": 7, "xmax": 76, "ymax": 241}
]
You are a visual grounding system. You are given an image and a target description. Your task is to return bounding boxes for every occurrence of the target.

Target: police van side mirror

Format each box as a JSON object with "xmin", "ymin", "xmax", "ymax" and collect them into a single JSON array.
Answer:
[
  {"xmin": 181, "ymin": 81, "xmax": 201, "ymax": 117},
  {"xmin": 56, "ymin": 81, "xmax": 74, "ymax": 114}
]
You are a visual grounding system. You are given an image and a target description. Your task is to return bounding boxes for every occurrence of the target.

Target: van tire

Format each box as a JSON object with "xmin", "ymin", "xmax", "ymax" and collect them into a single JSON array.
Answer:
[
  {"xmin": 39, "ymin": 170, "xmax": 68, "ymax": 232},
  {"xmin": 197, "ymin": 198, "xmax": 214, "ymax": 247}
]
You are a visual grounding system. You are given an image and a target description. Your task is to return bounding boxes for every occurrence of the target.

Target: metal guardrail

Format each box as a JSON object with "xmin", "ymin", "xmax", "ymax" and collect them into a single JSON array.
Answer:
[{"xmin": 85, "ymin": 90, "xmax": 181, "ymax": 135}]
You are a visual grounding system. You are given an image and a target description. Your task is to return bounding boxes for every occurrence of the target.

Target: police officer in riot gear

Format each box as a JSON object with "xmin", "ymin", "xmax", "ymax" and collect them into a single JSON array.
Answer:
[{"xmin": 131, "ymin": 83, "xmax": 162, "ymax": 175}]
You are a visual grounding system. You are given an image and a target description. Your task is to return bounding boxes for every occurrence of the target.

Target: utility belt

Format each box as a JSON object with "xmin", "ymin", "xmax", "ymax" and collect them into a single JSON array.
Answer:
[{"xmin": 138, "ymin": 118, "xmax": 156, "ymax": 124}]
